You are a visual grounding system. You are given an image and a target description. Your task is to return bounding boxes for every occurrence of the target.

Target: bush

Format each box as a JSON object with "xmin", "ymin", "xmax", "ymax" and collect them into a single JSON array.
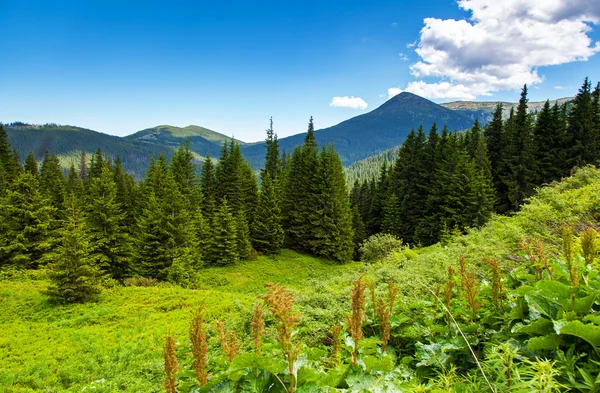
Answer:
[
  {"xmin": 360, "ymin": 234, "xmax": 403, "ymax": 262},
  {"xmin": 123, "ymin": 277, "xmax": 158, "ymax": 287}
]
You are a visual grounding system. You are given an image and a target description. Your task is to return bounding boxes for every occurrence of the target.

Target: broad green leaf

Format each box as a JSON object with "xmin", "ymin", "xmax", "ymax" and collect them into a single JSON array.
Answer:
[
  {"xmin": 516, "ymin": 317, "xmax": 553, "ymax": 335},
  {"xmin": 319, "ymin": 364, "xmax": 349, "ymax": 387},
  {"xmin": 527, "ymin": 334, "xmax": 560, "ymax": 351},
  {"xmin": 574, "ymin": 293, "xmax": 597, "ymax": 314},
  {"xmin": 558, "ymin": 321, "xmax": 600, "ymax": 347},
  {"xmin": 525, "ymin": 292, "xmax": 563, "ymax": 320}
]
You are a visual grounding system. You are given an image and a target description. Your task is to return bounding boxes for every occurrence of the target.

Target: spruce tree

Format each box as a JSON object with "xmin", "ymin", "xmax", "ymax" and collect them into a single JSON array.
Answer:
[
  {"xmin": 209, "ymin": 199, "xmax": 238, "ymax": 266},
  {"xmin": 235, "ymin": 210, "xmax": 253, "ymax": 260},
  {"xmin": 501, "ymin": 85, "xmax": 537, "ymax": 211},
  {"xmin": 24, "ymin": 152, "xmax": 39, "ymax": 178},
  {"xmin": 200, "ymin": 153, "xmax": 216, "ymax": 217},
  {"xmin": 0, "ymin": 124, "xmax": 18, "ymax": 188},
  {"xmin": 262, "ymin": 117, "xmax": 282, "ymax": 181},
  {"xmin": 46, "ymin": 193, "xmax": 103, "ymax": 303},
  {"xmin": 66, "ymin": 163, "xmax": 84, "ymax": 197},
  {"xmin": 308, "ymin": 146, "xmax": 354, "ymax": 262},
  {"xmin": 87, "ymin": 166, "xmax": 131, "ymax": 279},
  {"xmin": 171, "ymin": 140, "xmax": 200, "ymax": 206},
  {"xmin": 351, "ymin": 206, "xmax": 366, "ymax": 260},
  {"xmin": 367, "ymin": 161, "xmax": 391, "ymax": 235},
  {"xmin": 39, "ymin": 151, "xmax": 67, "ymax": 215},
  {"xmin": 0, "ymin": 172, "xmax": 54, "ymax": 268},
  {"xmin": 113, "ymin": 155, "xmax": 136, "ymax": 228},
  {"xmin": 534, "ymin": 100, "xmax": 564, "ymax": 183},
  {"xmin": 251, "ymin": 173, "xmax": 284, "ymax": 254},
  {"xmin": 283, "ymin": 117, "xmax": 319, "ymax": 252},
  {"xmin": 470, "ymin": 136, "xmax": 496, "ymax": 227},
  {"xmin": 88, "ymin": 148, "xmax": 106, "ymax": 181},
  {"xmin": 565, "ymin": 78, "xmax": 599, "ymax": 169}
]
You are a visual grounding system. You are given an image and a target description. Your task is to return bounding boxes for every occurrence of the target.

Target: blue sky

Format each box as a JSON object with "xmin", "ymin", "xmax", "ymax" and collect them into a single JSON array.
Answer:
[{"xmin": 1, "ymin": 0, "xmax": 599, "ymax": 141}]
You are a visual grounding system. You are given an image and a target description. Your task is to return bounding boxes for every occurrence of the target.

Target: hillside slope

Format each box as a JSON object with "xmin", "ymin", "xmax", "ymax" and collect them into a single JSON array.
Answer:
[{"xmin": 6, "ymin": 124, "xmax": 175, "ymax": 177}]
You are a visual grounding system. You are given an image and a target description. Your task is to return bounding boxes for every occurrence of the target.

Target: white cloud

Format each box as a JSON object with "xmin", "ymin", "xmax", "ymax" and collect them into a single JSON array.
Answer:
[
  {"xmin": 394, "ymin": 0, "xmax": 600, "ymax": 100},
  {"xmin": 388, "ymin": 88, "xmax": 403, "ymax": 99},
  {"xmin": 554, "ymin": 85, "xmax": 565, "ymax": 89},
  {"xmin": 329, "ymin": 96, "xmax": 368, "ymax": 110},
  {"xmin": 399, "ymin": 53, "xmax": 408, "ymax": 61}
]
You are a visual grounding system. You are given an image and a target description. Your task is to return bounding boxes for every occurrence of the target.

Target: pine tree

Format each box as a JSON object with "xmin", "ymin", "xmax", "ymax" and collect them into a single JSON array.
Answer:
[
  {"xmin": 251, "ymin": 173, "xmax": 284, "ymax": 254},
  {"xmin": 534, "ymin": 101, "xmax": 564, "ymax": 184},
  {"xmin": 565, "ymin": 78, "xmax": 599, "ymax": 169},
  {"xmin": 171, "ymin": 140, "xmax": 200, "ymax": 206},
  {"xmin": 351, "ymin": 206, "xmax": 366, "ymax": 260},
  {"xmin": 262, "ymin": 117, "xmax": 282, "ymax": 181},
  {"xmin": 79, "ymin": 149, "xmax": 89, "ymax": 183},
  {"xmin": 66, "ymin": 163, "xmax": 84, "ymax": 197},
  {"xmin": 282, "ymin": 117, "xmax": 319, "ymax": 252},
  {"xmin": 88, "ymin": 148, "xmax": 106, "ymax": 181},
  {"xmin": 39, "ymin": 151, "xmax": 66, "ymax": 209},
  {"xmin": 235, "ymin": 210, "xmax": 253, "ymax": 260},
  {"xmin": 46, "ymin": 193, "xmax": 103, "ymax": 303},
  {"xmin": 308, "ymin": 146, "xmax": 354, "ymax": 262},
  {"xmin": 470, "ymin": 136, "xmax": 496, "ymax": 227},
  {"xmin": 87, "ymin": 166, "xmax": 131, "ymax": 279},
  {"xmin": 367, "ymin": 161, "xmax": 391, "ymax": 235},
  {"xmin": 192, "ymin": 208, "xmax": 211, "ymax": 262},
  {"xmin": 24, "ymin": 152, "xmax": 39, "ymax": 178},
  {"xmin": 501, "ymin": 85, "xmax": 537, "ymax": 211},
  {"xmin": 0, "ymin": 172, "xmax": 54, "ymax": 268},
  {"xmin": 0, "ymin": 124, "xmax": 18, "ymax": 188},
  {"xmin": 200, "ymin": 154, "xmax": 216, "ymax": 217},
  {"xmin": 113, "ymin": 155, "xmax": 136, "ymax": 228},
  {"xmin": 208, "ymin": 199, "xmax": 238, "ymax": 266}
]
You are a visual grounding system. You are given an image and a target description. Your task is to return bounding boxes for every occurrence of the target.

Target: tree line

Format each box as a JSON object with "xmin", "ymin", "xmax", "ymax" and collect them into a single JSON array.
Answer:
[
  {"xmin": 0, "ymin": 117, "xmax": 354, "ymax": 301},
  {"xmin": 350, "ymin": 78, "xmax": 600, "ymax": 250}
]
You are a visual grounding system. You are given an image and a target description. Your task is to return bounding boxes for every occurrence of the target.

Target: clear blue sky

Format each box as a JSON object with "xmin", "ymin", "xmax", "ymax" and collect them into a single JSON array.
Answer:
[{"xmin": 1, "ymin": 0, "xmax": 599, "ymax": 141}]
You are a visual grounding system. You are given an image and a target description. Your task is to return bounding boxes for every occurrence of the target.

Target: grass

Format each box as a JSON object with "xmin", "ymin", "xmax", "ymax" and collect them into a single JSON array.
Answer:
[{"xmin": 1, "ymin": 167, "xmax": 599, "ymax": 392}]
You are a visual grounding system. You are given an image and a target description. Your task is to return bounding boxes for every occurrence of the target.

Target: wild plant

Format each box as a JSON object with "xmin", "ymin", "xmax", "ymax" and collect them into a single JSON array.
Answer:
[
  {"xmin": 442, "ymin": 265, "xmax": 456, "ymax": 311},
  {"xmin": 520, "ymin": 237, "xmax": 551, "ymax": 281},
  {"xmin": 515, "ymin": 358, "xmax": 565, "ymax": 393},
  {"xmin": 347, "ymin": 275, "xmax": 366, "ymax": 365},
  {"xmin": 330, "ymin": 323, "xmax": 343, "ymax": 366},
  {"xmin": 216, "ymin": 319, "xmax": 239, "ymax": 362},
  {"xmin": 189, "ymin": 307, "xmax": 208, "ymax": 386},
  {"xmin": 459, "ymin": 255, "xmax": 481, "ymax": 322},
  {"xmin": 580, "ymin": 227, "xmax": 598, "ymax": 266},
  {"xmin": 483, "ymin": 342, "xmax": 520, "ymax": 390},
  {"xmin": 371, "ymin": 279, "xmax": 398, "ymax": 353},
  {"xmin": 485, "ymin": 257, "xmax": 505, "ymax": 311},
  {"xmin": 163, "ymin": 332, "xmax": 178, "ymax": 393},
  {"xmin": 251, "ymin": 302, "xmax": 264, "ymax": 356},
  {"xmin": 261, "ymin": 282, "xmax": 301, "ymax": 393}
]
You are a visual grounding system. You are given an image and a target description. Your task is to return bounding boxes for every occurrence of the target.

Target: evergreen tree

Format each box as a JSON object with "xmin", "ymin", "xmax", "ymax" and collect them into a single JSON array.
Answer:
[
  {"xmin": 308, "ymin": 146, "xmax": 354, "ymax": 262},
  {"xmin": 171, "ymin": 139, "xmax": 200, "ymax": 206},
  {"xmin": 79, "ymin": 149, "xmax": 89, "ymax": 183},
  {"xmin": 192, "ymin": 208, "xmax": 211, "ymax": 262},
  {"xmin": 113, "ymin": 155, "xmax": 136, "ymax": 228},
  {"xmin": 200, "ymin": 154, "xmax": 216, "ymax": 217},
  {"xmin": 0, "ymin": 172, "xmax": 54, "ymax": 268},
  {"xmin": 251, "ymin": 173, "xmax": 284, "ymax": 254},
  {"xmin": 565, "ymin": 78, "xmax": 599, "ymax": 168},
  {"xmin": 66, "ymin": 163, "xmax": 84, "ymax": 197},
  {"xmin": 381, "ymin": 193, "xmax": 401, "ymax": 236},
  {"xmin": 534, "ymin": 100, "xmax": 564, "ymax": 183},
  {"xmin": 87, "ymin": 166, "xmax": 131, "ymax": 279},
  {"xmin": 88, "ymin": 148, "xmax": 106, "ymax": 180},
  {"xmin": 46, "ymin": 193, "xmax": 103, "ymax": 303},
  {"xmin": 367, "ymin": 161, "xmax": 391, "ymax": 235},
  {"xmin": 208, "ymin": 199, "xmax": 238, "ymax": 266},
  {"xmin": 235, "ymin": 210, "xmax": 253, "ymax": 260},
  {"xmin": 262, "ymin": 117, "xmax": 282, "ymax": 181},
  {"xmin": 24, "ymin": 152, "xmax": 39, "ymax": 178},
  {"xmin": 0, "ymin": 124, "xmax": 18, "ymax": 188},
  {"xmin": 470, "ymin": 136, "xmax": 496, "ymax": 227},
  {"xmin": 283, "ymin": 117, "xmax": 319, "ymax": 251},
  {"xmin": 501, "ymin": 85, "xmax": 537, "ymax": 211},
  {"xmin": 39, "ymin": 151, "xmax": 66, "ymax": 218}
]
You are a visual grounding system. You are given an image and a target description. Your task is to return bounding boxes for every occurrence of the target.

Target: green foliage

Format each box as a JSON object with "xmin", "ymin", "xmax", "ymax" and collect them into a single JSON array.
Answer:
[
  {"xmin": 359, "ymin": 233, "xmax": 404, "ymax": 262},
  {"xmin": 46, "ymin": 194, "xmax": 103, "ymax": 303}
]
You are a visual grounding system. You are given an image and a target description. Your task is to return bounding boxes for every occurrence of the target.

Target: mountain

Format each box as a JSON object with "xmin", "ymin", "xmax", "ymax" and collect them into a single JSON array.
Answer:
[
  {"xmin": 241, "ymin": 92, "xmax": 475, "ymax": 167},
  {"xmin": 125, "ymin": 125, "xmax": 244, "ymax": 157},
  {"xmin": 5, "ymin": 124, "xmax": 177, "ymax": 177},
  {"xmin": 441, "ymin": 97, "xmax": 572, "ymax": 124}
]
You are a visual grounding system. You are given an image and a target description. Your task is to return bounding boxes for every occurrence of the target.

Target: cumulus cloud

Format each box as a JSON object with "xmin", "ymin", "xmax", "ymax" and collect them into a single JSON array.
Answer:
[
  {"xmin": 399, "ymin": 53, "xmax": 408, "ymax": 61},
  {"xmin": 393, "ymin": 0, "xmax": 600, "ymax": 100},
  {"xmin": 329, "ymin": 96, "xmax": 368, "ymax": 110}
]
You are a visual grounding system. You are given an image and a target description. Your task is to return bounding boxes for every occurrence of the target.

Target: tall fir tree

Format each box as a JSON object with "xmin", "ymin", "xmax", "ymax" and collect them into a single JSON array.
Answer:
[
  {"xmin": 200, "ymin": 153, "xmax": 216, "ymax": 217},
  {"xmin": 86, "ymin": 166, "xmax": 131, "ymax": 279},
  {"xmin": 171, "ymin": 139, "xmax": 200, "ymax": 206},
  {"xmin": 24, "ymin": 152, "xmax": 39, "ymax": 178},
  {"xmin": 565, "ymin": 77, "xmax": 599, "ymax": 169},
  {"xmin": 308, "ymin": 146, "xmax": 354, "ymax": 262},
  {"xmin": 533, "ymin": 100, "xmax": 564, "ymax": 184},
  {"xmin": 208, "ymin": 199, "xmax": 238, "ymax": 266},
  {"xmin": 39, "ymin": 151, "xmax": 67, "ymax": 220},
  {"xmin": 46, "ymin": 193, "xmax": 103, "ymax": 303},
  {"xmin": 0, "ymin": 172, "xmax": 54, "ymax": 268},
  {"xmin": 262, "ymin": 117, "xmax": 282, "ymax": 181},
  {"xmin": 251, "ymin": 173, "xmax": 284, "ymax": 254},
  {"xmin": 501, "ymin": 85, "xmax": 537, "ymax": 211}
]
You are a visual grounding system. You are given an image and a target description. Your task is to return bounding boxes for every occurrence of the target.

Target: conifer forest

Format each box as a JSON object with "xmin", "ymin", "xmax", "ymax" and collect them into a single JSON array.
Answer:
[{"xmin": 2, "ymin": 78, "xmax": 600, "ymax": 392}]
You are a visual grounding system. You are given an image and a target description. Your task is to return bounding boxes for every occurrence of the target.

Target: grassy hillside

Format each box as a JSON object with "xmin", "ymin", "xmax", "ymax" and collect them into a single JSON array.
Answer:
[
  {"xmin": 2, "ymin": 167, "xmax": 598, "ymax": 392},
  {"xmin": 125, "ymin": 125, "xmax": 244, "ymax": 158},
  {"xmin": 6, "ymin": 124, "xmax": 176, "ymax": 178}
]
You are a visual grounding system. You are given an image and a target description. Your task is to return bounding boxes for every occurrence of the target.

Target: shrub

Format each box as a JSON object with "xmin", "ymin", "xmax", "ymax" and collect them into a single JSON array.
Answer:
[
  {"xmin": 123, "ymin": 277, "xmax": 158, "ymax": 287},
  {"xmin": 360, "ymin": 233, "xmax": 403, "ymax": 262}
]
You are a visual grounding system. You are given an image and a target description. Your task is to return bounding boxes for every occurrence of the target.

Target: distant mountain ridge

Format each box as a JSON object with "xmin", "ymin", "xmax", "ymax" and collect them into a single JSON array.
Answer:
[
  {"xmin": 5, "ymin": 92, "xmax": 569, "ymax": 175},
  {"xmin": 241, "ymin": 92, "xmax": 475, "ymax": 167},
  {"xmin": 441, "ymin": 97, "xmax": 572, "ymax": 123}
]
